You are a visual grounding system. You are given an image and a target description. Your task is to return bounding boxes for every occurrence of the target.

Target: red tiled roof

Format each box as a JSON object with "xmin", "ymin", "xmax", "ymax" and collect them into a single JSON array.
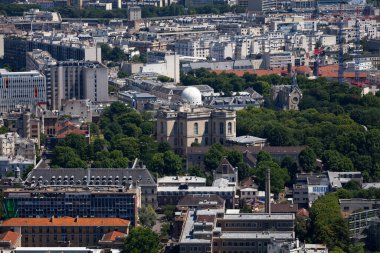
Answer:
[
  {"xmin": 211, "ymin": 69, "xmax": 284, "ymax": 77},
  {"xmin": 295, "ymin": 66, "xmax": 312, "ymax": 74},
  {"xmin": 101, "ymin": 231, "xmax": 127, "ymax": 241},
  {"xmin": 297, "ymin": 208, "xmax": 310, "ymax": 217},
  {"xmin": 319, "ymin": 65, "xmax": 368, "ymax": 78},
  {"xmin": 211, "ymin": 64, "xmax": 368, "ymax": 79},
  {"xmin": 0, "ymin": 231, "xmax": 21, "ymax": 246},
  {"xmin": 1, "ymin": 217, "xmax": 130, "ymax": 227}
]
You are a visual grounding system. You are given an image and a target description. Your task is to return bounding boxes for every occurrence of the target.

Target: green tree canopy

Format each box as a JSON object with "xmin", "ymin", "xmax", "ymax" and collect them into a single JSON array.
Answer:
[
  {"xmin": 139, "ymin": 205, "xmax": 157, "ymax": 228},
  {"xmin": 124, "ymin": 227, "xmax": 160, "ymax": 253}
]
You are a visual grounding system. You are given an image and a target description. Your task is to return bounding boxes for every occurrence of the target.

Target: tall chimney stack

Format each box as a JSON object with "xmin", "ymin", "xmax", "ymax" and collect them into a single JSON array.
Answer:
[{"xmin": 265, "ymin": 168, "xmax": 271, "ymax": 214}]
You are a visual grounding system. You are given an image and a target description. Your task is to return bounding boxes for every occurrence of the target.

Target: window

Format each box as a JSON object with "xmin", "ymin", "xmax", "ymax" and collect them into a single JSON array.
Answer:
[
  {"xmin": 194, "ymin": 122, "xmax": 198, "ymax": 135},
  {"xmin": 228, "ymin": 122, "xmax": 232, "ymax": 134},
  {"xmin": 220, "ymin": 123, "xmax": 224, "ymax": 134},
  {"xmin": 205, "ymin": 122, "xmax": 209, "ymax": 134},
  {"xmin": 205, "ymin": 137, "xmax": 209, "ymax": 145},
  {"xmin": 160, "ymin": 122, "xmax": 164, "ymax": 134}
]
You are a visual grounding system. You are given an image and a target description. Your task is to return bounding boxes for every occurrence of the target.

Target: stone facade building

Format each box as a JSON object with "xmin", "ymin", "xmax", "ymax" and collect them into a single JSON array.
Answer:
[{"xmin": 156, "ymin": 87, "xmax": 236, "ymax": 155}]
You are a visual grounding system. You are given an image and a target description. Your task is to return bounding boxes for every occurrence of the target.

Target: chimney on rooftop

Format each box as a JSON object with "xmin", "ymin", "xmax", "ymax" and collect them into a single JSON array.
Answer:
[{"xmin": 265, "ymin": 168, "xmax": 271, "ymax": 215}]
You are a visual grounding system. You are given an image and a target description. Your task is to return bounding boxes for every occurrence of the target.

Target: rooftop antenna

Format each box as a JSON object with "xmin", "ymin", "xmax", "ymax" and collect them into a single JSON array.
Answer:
[{"xmin": 354, "ymin": 8, "xmax": 362, "ymax": 84}]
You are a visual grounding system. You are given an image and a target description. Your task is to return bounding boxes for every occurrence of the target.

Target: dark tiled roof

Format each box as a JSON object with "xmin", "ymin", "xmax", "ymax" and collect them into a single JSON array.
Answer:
[
  {"xmin": 215, "ymin": 158, "xmax": 235, "ymax": 174},
  {"xmin": 187, "ymin": 146, "xmax": 305, "ymax": 155},
  {"xmin": 271, "ymin": 203, "xmax": 298, "ymax": 213},
  {"xmin": 26, "ymin": 167, "xmax": 156, "ymax": 187}
]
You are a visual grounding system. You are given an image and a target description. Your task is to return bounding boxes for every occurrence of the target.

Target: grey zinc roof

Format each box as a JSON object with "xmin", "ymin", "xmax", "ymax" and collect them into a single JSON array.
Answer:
[{"xmin": 26, "ymin": 167, "xmax": 156, "ymax": 187}]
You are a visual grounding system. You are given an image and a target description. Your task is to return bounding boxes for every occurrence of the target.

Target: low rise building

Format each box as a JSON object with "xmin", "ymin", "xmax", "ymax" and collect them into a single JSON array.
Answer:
[
  {"xmin": 0, "ymin": 217, "xmax": 130, "ymax": 247},
  {"xmin": 157, "ymin": 185, "xmax": 237, "ymax": 208},
  {"xmin": 179, "ymin": 209, "xmax": 295, "ymax": 253},
  {"xmin": 157, "ymin": 176, "xmax": 206, "ymax": 187}
]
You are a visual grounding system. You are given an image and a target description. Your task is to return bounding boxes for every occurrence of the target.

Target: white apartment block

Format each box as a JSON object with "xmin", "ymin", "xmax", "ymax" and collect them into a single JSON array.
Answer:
[
  {"xmin": 174, "ymin": 39, "xmax": 211, "ymax": 58},
  {"xmin": 0, "ymin": 69, "xmax": 46, "ymax": 113},
  {"xmin": 210, "ymin": 41, "xmax": 236, "ymax": 61},
  {"xmin": 319, "ymin": 35, "xmax": 337, "ymax": 47}
]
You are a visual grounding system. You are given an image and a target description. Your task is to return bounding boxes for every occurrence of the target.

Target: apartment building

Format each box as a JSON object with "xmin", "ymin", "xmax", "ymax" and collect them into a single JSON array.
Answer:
[
  {"xmin": 26, "ymin": 50, "xmax": 108, "ymax": 110},
  {"xmin": 174, "ymin": 39, "xmax": 211, "ymax": 58},
  {"xmin": 0, "ymin": 132, "xmax": 36, "ymax": 176},
  {"xmin": 3, "ymin": 36, "xmax": 101, "ymax": 70},
  {"xmin": 0, "ymin": 69, "xmax": 46, "ymax": 113},
  {"xmin": 264, "ymin": 52, "xmax": 295, "ymax": 69},
  {"xmin": 0, "ymin": 217, "xmax": 130, "ymax": 247}
]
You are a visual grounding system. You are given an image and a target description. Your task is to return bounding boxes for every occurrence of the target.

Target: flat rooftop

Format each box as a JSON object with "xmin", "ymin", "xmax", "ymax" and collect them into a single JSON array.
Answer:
[{"xmin": 222, "ymin": 213, "xmax": 295, "ymax": 220}]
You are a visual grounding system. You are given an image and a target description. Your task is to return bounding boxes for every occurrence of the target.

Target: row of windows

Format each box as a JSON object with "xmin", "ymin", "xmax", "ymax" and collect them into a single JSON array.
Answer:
[{"xmin": 161, "ymin": 121, "xmax": 234, "ymax": 135}]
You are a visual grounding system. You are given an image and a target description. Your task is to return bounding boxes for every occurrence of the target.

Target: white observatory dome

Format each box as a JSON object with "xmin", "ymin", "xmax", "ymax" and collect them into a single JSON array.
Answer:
[{"xmin": 181, "ymin": 87, "xmax": 203, "ymax": 106}]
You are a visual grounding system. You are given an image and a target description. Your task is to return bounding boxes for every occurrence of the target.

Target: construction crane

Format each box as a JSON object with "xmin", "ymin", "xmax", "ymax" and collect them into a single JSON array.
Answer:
[
  {"xmin": 338, "ymin": 2, "xmax": 345, "ymax": 84},
  {"xmin": 353, "ymin": 7, "xmax": 362, "ymax": 84}
]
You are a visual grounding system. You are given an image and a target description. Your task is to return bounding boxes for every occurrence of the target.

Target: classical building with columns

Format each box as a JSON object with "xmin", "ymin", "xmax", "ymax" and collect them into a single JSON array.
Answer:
[{"xmin": 156, "ymin": 86, "xmax": 236, "ymax": 155}]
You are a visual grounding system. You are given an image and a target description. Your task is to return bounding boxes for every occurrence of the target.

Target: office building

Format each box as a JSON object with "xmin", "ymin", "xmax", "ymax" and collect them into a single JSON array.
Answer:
[
  {"xmin": 293, "ymin": 173, "xmax": 329, "ymax": 208},
  {"xmin": 3, "ymin": 37, "xmax": 101, "ymax": 71},
  {"xmin": 26, "ymin": 50, "xmax": 108, "ymax": 110},
  {"xmin": 247, "ymin": 0, "xmax": 277, "ymax": 12},
  {"xmin": 0, "ymin": 217, "xmax": 130, "ymax": 247},
  {"xmin": 2, "ymin": 186, "xmax": 140, "ymax": 226},
  {"xmin": 0, "ymin": 69, "xmax": 46, "ymax": 113},
  {"xmin": 128, "ymin": 6, "xmax": 141, "ymax": 20},
  {"xmin": 156, "ymin": 88, "xmax": 236, "ymax": 155}
]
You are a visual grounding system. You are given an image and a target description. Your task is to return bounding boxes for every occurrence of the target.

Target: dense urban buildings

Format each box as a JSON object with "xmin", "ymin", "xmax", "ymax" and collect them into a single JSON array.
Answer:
[{"xmin": 0, "ymin": 2, "xmax": 379, "ymax": 253}]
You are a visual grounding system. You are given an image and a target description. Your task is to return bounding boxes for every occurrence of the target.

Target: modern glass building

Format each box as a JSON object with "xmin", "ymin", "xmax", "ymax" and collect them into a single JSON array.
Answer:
[{"xmin": 3, "ymin": 186, "xmax": 140, "ymax": 226}]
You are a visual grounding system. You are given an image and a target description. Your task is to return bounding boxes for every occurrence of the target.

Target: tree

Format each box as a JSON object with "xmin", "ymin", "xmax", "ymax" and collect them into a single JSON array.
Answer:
[
  {"xmin": 343, "ymin": 180, "xmax": 361, "ymax": 191},
  {"xmin": 204, "ymin": 144, "xmax": 225, "ymax": 171},
  {"xmin": 322, "ymin": 150, "xmax": 354, "ymax": 172},
  {"xmin": 124, "ymin": 227, "xmax": 160, "ymax": 253},
  {"xmin": 52, "ymin": 146, "xmax": 87, "ymax": 168},
  {"xmin": 112, "ymin": 137, "xmax": 140, "ymax": 160},
  {"xmin": 150, "ymin": 151, "xmax": 182, "ymax": 175},
  {"xmin": 310, "ymin": 194, "xmax": 349, "ymax": 250},
  {"xmin": 139, "ymin": 205, "xmax": 157, "ymax": 228},
  {"xmin": 256, "ymin": 151, "xmax": 272, "ymax": 164},
  {"xmin": 299, "ymin": 147, "xmax": 317, "ymax": 172},
  {"xmin": 254, "ymin": 161, "xmax": 290, "ymax": 195},
  {"xmin": 163, "ymin": 205, "xmax": 176, "ymax": 221},
  {"xmin": 58, "ymin": 134, "xmax": 88, "ymax": 160},
  {"xmin": 226, "ymin": 150, "xmax": 243, "ymax": 167},
  {"xmin": 0, "ymin": 126, "xmax": 8, "ymax": 134},
  {"xmin": 158, "ymin": 141, "xmax": 171, "ymax": 153}
]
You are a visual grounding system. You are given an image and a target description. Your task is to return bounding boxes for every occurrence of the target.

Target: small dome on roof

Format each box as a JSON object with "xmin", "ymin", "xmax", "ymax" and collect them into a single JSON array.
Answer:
[{"xmin": 181, "ymin": 87, "xmax": 202, "ymax": 106}]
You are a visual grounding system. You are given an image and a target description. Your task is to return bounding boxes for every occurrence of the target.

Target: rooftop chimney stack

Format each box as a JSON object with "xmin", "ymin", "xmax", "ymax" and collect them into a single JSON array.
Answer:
[{"xmin": 265, "ymin": 168, "xmax": 271, "ymax": 215}]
